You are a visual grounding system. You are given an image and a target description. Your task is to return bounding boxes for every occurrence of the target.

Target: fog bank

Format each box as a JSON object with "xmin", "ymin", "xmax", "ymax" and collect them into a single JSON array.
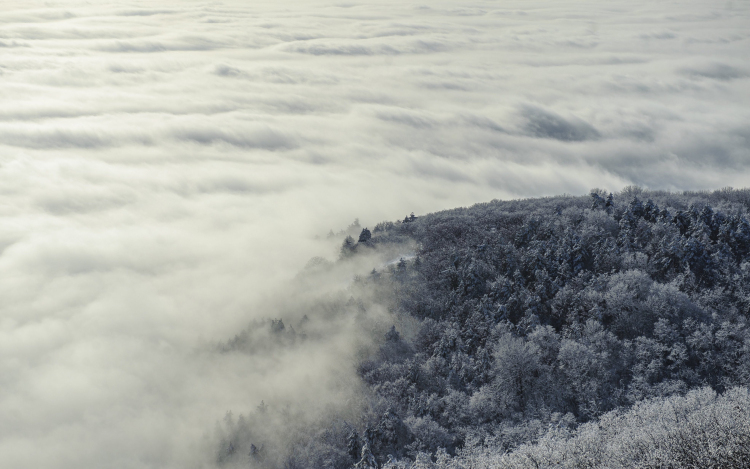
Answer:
[{"xmin": 0, "ymin": 0, "xmax": 748, "ymax": 467}]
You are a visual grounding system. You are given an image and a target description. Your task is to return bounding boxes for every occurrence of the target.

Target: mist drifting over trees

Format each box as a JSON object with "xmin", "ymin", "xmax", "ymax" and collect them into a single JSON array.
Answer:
[{"xmin": 216, "ymin": 188, "xmax": 750, "ymax": 468}]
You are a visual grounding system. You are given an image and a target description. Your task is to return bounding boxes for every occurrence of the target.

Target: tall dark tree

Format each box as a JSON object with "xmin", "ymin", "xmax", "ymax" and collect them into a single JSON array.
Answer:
[{"xmin": 358, "ymin": 227, "xmax": 372, "ymax": 243}]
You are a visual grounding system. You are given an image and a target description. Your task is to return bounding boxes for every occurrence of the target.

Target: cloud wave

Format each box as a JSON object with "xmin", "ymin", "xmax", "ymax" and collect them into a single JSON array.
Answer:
[{"xmin": 0, "ymin": 0, "xmax": 748, "ymax": 468}]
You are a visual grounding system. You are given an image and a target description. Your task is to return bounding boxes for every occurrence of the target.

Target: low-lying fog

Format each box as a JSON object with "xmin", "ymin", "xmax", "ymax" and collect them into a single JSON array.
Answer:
[{"xmin": 0, "ymin": 0, "xmax": 747, "ymax": 467}]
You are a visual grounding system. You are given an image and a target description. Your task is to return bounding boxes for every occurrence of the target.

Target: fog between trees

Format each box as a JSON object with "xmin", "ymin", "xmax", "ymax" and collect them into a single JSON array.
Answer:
[{"xmin": 216, "ymin": 187, "xmax": 750, "ymax": 469}]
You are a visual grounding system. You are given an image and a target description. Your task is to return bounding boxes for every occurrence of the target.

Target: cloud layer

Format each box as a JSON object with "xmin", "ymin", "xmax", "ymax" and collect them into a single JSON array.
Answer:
[{"xmin": 0, "ymin": 0, "xmax": 748, "ymax": 468}]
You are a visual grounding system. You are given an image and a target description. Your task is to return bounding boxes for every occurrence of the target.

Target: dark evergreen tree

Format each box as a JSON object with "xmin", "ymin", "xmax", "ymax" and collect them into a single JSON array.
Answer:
[{"xmin": 359, "ymin": 227, "xmax": 372, "ymax": 243}]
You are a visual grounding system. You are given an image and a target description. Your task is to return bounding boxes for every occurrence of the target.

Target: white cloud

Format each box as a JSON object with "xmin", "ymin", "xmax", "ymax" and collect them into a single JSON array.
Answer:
[{"xmin": 0, "ymin": 0, "xmax": 748, "ymax": 467}]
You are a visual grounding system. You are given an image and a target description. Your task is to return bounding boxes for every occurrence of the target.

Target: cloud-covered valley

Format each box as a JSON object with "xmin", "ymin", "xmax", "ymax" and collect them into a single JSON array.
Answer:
[{"xmin": 0, "ymin": 0, "xmax": 748, "ymax": 467}]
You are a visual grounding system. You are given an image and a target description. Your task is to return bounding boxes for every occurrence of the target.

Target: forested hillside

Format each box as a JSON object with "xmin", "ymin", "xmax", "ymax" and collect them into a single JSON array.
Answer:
[{"xmin": 217, "ymin": 187, "xmax": 750, "ymax": 469}]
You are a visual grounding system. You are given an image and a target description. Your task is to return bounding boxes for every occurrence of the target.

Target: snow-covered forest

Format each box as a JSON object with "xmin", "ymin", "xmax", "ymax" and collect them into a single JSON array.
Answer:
[{"xmin": 217, "ymin": 187, "xmax": 750, "ymax": 469}]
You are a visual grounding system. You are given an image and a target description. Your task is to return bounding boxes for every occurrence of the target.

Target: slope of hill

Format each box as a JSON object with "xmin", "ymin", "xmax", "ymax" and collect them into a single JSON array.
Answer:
[{"xmin": 218, "ymin": 187, "xmax": 750, "ymax": 468}]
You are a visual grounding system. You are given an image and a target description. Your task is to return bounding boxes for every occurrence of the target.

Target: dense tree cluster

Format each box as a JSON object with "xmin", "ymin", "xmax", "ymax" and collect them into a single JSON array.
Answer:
[
  {"xmin": 218, "ymin": 187, "xmax": 750, "ymax": 468},
  {"xmin": 381, "ymin": 386, "xmax": 750, "ymax": 469}
]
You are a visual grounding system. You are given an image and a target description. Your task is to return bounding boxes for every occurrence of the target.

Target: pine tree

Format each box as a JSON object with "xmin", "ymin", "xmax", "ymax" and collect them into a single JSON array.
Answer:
[
  {"xmin": 359, "ymin": 227, "xmax": 372, "ymax": 243},
  {"xmin": 340, "ymin": 235, "xmax": 356, "ymax": 259}
]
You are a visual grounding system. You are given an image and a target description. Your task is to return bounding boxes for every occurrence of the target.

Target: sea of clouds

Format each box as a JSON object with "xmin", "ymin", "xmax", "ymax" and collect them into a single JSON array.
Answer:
[{"xmin": 0, "ymin": 0, "xmax": 748, "ymax": 467}]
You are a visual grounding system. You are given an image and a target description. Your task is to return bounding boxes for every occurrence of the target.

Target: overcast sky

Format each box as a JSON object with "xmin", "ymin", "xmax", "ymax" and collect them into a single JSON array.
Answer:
[{"xmin": 0, "ymin": 0, "xmax": 748, "ymax": 467}]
